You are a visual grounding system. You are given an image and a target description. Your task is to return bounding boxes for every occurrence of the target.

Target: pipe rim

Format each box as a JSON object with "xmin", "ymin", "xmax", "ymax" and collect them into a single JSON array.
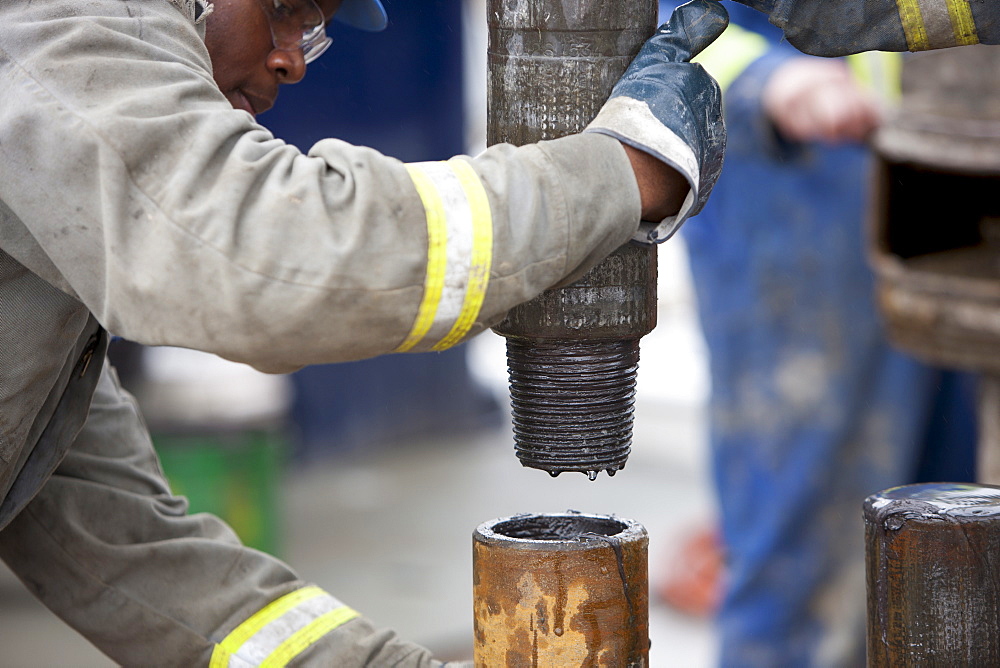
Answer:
[
  {"xmin": 474, "ymin": 512, "xmax": 646, "ymax": 549},
  {"xmin": 866, "ymin": 482, "xmax": 1000, "ymax": 518}
]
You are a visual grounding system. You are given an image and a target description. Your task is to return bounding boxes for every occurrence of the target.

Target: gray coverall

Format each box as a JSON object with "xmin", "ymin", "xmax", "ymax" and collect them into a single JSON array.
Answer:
[{"xmin": 0, "ymin": 0, "xmax": 645, "ymax": 664}]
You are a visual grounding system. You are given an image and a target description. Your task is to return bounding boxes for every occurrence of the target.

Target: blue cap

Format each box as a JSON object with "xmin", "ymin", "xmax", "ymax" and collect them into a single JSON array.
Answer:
[{"xmin": 334, "ymin": 0, "xmax": 388, "ymax": 31}]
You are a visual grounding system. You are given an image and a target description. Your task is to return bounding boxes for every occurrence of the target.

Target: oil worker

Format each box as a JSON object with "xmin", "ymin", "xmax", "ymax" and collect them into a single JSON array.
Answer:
[
  {"xmin": 0, "ymin": 0, "xmax": 728, "ymax": 664},
  {"xmin": 657, "ymin": 1, "xmax": 987, "ymax": 666}
]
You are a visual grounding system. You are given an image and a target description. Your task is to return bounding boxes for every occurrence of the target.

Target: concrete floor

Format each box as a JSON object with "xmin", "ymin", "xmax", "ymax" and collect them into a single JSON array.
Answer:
[{"xmin": 0, "ymin": 243, "xmax": 719, "ymax": 666}]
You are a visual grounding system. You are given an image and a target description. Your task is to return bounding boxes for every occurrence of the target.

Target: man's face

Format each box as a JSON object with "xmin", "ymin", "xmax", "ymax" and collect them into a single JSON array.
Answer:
[{"xmin": 204, "ymin": 0, "xmax": 342, "ymax": 116}]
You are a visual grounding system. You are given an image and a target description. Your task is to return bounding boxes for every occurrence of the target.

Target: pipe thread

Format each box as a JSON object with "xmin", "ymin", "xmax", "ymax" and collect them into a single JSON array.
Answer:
[{"xmin": 506, "ymin": 338, "xmax": 638, "ymax": 478}]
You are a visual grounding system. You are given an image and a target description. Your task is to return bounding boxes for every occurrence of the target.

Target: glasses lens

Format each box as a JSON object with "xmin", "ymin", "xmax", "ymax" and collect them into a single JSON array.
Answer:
[
  {"xmin": 260, "ymin": 0, "xmax": 331, "ymax": 62},
  {"xmin": 297, "ymin": 22, "xmax": 331, "ymax": 64}
]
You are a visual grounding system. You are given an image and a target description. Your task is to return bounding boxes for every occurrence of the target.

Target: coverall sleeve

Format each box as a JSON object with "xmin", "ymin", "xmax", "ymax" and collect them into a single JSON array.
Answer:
[
  {"xmin": 730, "ymin": 0, "xmax": 996, "ymax": 56},
  {"xmin": 0, "ymin": 0, "xmax": 642, "ymax": 373}
]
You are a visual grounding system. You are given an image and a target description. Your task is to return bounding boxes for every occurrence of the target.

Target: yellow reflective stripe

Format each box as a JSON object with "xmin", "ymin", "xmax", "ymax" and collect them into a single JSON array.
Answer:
[
  {"xmin": 398, "ymin": 161, "xmax": 494, "ymax": 352},
  {"xmin": 209, "ymin": 645, "xmax": 232, "ymax": 668},
  {"xmin": 211, "ymin": 587, "xmax": 359, "ymax": 668},
  {"xmin": 896, "ymin": 0, "xmax": 979, "ymax": 50},
  {"xmin": 692, "ymin": 23, "xmax": 769, "ymax": 93},
  {"xmin": 431, "ymin": 159, "xmax": 493, "ymax": 351},
  {"xmin": 397, "ymin": 165, "xmax": 449, "ymax": 353},
  {"xmin": 261, "ymin": 607, "xmax": 360, "ymax": 667},
  {"xmin": 945, "ymin": 0, "xmax": 979, "ymax": 45},
  {"xmin": 896, "ymin": 0, "xmax": 931, "ymax": 50},
  {"xmin": 219, "ymin": 586, "xmax": 325, "ymax": 656}
]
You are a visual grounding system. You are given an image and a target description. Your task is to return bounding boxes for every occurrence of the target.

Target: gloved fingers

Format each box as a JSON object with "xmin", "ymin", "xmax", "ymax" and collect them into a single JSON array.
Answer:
[
  {"xmin": 654, "ymin": 0, "xmax": 730, "ymax": 62},
  {"xmin": 588, "ymin": 1, "xmax": 728, "ymax": 242}
]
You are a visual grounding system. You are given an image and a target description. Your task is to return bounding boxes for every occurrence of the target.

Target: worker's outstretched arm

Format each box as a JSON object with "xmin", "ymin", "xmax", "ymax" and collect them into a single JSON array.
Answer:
[
  {"xmin": 0, "ymin": 0, "xmax": 725, "ymax": 373},
  {"xmin": 732, "ymin": 0, "xmax": 996, "ymax": 56},
  {"xmin": 588, "ymin": 0, "xmax": 730, "ymax": 243}
]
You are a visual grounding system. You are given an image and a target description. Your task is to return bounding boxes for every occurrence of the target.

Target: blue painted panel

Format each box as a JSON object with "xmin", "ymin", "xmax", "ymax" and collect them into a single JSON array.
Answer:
[{"xmin": 263, "ymin": 1, "xmax": 500, "ymax": 460}]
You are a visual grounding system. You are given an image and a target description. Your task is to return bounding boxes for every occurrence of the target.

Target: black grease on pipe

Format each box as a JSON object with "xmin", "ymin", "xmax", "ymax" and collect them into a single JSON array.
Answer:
[
  {"xmin": 506, "ymin": 338, "xmax": 638, "ymax": 479},
  {"xmin": 492, "ymin": 513, "xmax": 627, "ymax": 541}
]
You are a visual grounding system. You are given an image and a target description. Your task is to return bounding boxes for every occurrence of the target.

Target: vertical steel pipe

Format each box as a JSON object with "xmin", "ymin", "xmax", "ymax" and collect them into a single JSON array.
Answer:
[
  {"xmin": 473, "ymin": 512, "xmax": 649, "ymax": 666},
  {"xmin": 864, "ymin": 483, "xmax": 1000, "ymax": 665},
  {"xmin": 487, "ymin": 0, "xmax": 659, "ymax": 479}
]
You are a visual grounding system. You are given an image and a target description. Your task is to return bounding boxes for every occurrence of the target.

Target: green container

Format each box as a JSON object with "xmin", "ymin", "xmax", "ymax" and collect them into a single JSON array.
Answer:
[{"xmin": 154, "ymin": 429, "xmax": 286, "ymax": 557}]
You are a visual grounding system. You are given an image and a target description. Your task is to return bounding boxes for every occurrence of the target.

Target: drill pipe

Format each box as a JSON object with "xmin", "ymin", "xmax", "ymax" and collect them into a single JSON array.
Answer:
[
  {"xmin": 865, "ymin": 483, "xmax": 1000, "ymax": 665},
  {"xmin": 487, "ymin": 0, "xmax": 659, "ymax": 479},
  {"xmin": 473, "ymin": 512, "xmax": 649, "ymax": 667}
]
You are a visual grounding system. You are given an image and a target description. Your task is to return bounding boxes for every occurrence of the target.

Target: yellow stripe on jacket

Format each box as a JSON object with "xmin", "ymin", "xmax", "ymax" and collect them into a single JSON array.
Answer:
[{"xmin": 398, "ymin": 159, "xmax": 493, "ymax": 353}]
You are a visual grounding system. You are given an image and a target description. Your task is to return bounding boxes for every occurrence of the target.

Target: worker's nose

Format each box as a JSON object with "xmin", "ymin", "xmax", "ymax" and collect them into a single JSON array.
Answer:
[{"xmin": 268, "ymin": 48, "xmax": 307, "ymax": 85}]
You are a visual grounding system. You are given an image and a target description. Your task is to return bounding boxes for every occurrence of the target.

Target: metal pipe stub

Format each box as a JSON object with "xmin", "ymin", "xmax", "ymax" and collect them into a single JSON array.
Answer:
[
  {"xmin": 487, "ymin": 0, "xmax": 658, "ymax": 479},
  {"xmin": 497, "ymin": 243, "xmax": 657, "ymax": 479},
  {"xmin": 473, "ymin": 512, "xmax": 649, "ymax": 667},
  {"xmin": 506, "ymin": 338, "xmax": 638, "ymax": 480},
  {"xmin": 864, "ymin": 483, "xmax": 1000, "ymax": 665}
]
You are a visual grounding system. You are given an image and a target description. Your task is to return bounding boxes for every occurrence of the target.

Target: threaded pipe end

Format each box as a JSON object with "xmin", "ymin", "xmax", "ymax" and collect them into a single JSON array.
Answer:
[{"xmin": 505, "ymin": 338, "xmax": 638, "ymax": 479}]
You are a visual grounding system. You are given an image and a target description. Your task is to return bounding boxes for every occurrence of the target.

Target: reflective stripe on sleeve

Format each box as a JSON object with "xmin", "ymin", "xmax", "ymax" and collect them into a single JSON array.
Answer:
[
  {"xmin": 896, "ymin": 0, "xmax": 930, "ymax": 49},
  {"xmin": 397, "ymin": 159, "xmax": 493, "ymax": 353},
  {"xmin": 209, "ymin": 586, "xmax": 359, "ymax": 668},
  {"xmin": 397, "ymin": 165, "xmax": 449, "ymax": 352},
  {"xmin": 944, "ymin": 0, "xmax": 979, "ymax": 46},
  {"xmin": 895, "ymin": 0, "xmax": 979, "ymax": 50}
]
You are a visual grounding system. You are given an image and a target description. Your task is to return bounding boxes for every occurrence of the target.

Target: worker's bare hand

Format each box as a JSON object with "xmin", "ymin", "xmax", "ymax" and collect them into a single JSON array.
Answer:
[
  {"xmin": 623, "ymin": 144, "xmax": 690, "ymax": 223},
  {"xmin": 762, "ymin": 58, "xmax": 882, "ymax": 144}
]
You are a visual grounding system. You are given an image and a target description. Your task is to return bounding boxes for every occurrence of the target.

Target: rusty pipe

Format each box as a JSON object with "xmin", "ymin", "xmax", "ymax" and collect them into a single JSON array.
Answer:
[
  {"xmin": 487, "ymin": 0, "xmax": 659, "ymax": 479},
  {"xmin": 864, "ymin": 483, "xmax": 1000, "ymax": 665},
  {"xmin": 473, "ymin": 511, "xmax": 649, "ymax": 666}
]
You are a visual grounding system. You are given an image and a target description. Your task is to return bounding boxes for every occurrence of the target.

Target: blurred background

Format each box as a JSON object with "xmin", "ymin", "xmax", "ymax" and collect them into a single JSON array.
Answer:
[{"xmin": 0, "ymin": 1, "xmax": 719, "ymax": 664}]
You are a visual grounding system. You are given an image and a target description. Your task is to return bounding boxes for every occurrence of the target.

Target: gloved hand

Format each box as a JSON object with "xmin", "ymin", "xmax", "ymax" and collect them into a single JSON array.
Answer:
[
  {"xmin": 733, "ymin": 0, "xmax": 993, "ymax": 56},
  {"xmin": 585, "ymin": 0, "xmax": 728, "ymax": 244}
]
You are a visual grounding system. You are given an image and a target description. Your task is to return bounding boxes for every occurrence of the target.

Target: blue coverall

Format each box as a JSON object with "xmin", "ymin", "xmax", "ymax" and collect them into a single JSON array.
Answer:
[{"xmin": 660, "ymin": 3, "xmax": 978, "ymax": 665}]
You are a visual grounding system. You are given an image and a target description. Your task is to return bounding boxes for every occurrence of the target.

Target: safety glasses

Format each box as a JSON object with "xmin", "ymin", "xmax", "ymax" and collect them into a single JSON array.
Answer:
[{"xmin": 257, "ymin": 0, "xmax": 332, "ymax": 64}]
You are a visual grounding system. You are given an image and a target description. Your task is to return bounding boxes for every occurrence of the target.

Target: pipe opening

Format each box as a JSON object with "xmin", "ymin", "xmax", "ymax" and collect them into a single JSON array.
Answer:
[{"xmin": 492, "ymin": 514, "xmax": 627, "ymax": 541}]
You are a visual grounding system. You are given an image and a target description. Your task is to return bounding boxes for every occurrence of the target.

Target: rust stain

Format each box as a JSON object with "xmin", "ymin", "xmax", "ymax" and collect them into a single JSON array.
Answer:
[{"xmin": 473, "ymin": 515, "xmax": 649, "ymax": 666}]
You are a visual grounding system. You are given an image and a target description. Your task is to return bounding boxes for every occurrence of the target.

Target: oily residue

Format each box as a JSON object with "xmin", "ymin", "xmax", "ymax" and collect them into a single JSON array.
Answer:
[
  {"xmin": 582, "ymin": 532, "xmax": 642, "ymax": 662},
  {"xmin": 506, "ymin": 338, "xmax": 638, "ymax": 479},
  {"xmin": 492, "ymin": 514, "xmax": 627, "ymax": 541}
]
